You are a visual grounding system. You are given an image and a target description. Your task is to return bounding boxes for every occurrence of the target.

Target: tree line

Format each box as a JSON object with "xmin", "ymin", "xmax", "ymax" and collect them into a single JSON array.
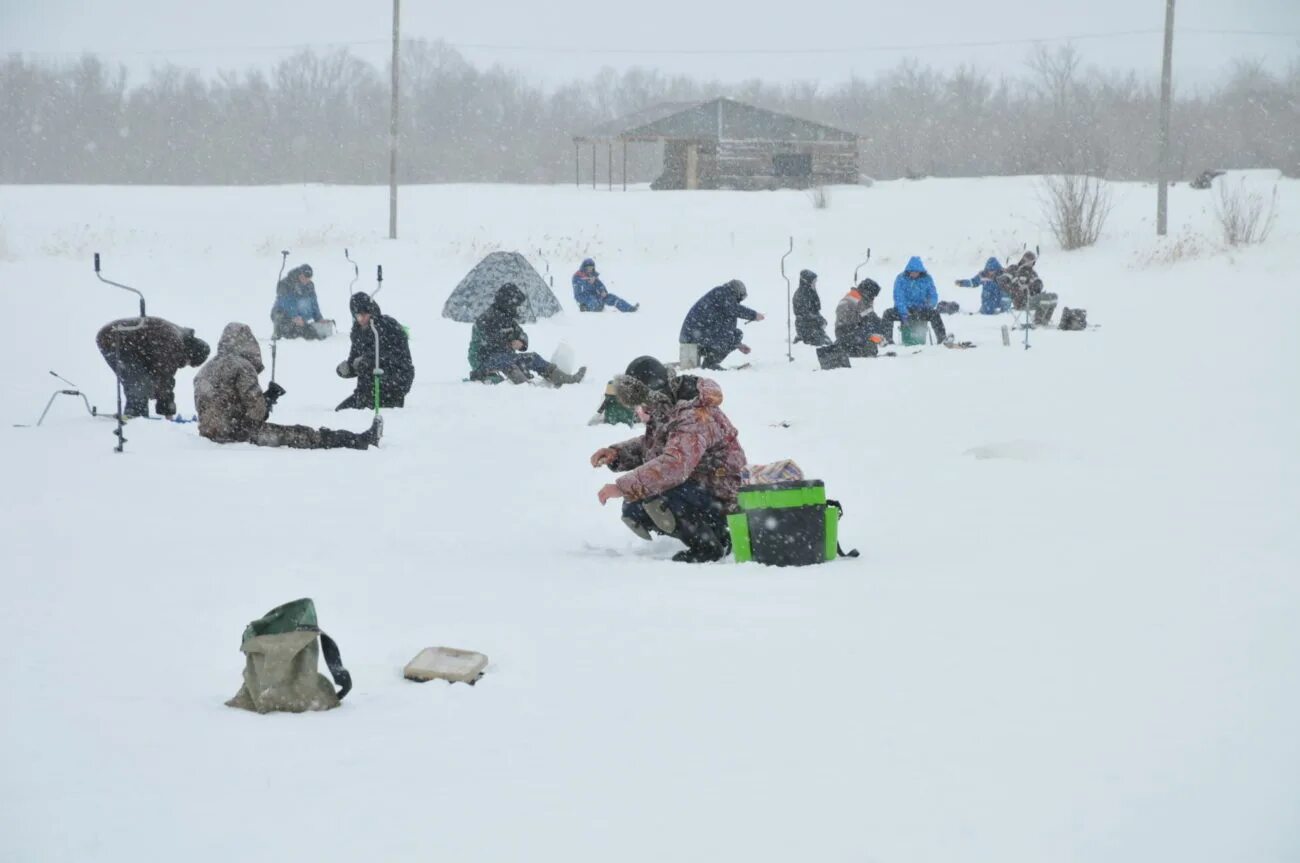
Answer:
[{"xmin": 2, "ymin": 41, "xmax": 1297, "ymax": 185}]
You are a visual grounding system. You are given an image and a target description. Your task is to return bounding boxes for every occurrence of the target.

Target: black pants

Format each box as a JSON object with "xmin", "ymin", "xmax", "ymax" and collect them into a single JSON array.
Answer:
[
  {"xmin": 100, "ymin": 348, "xmax": 172, "ymax": 416},
  {"xmin": 795, "ymin": 319, "xmax": 831, "ymax": 347},
  {"xmin": 247, "ymin": 423, "xmax": 370, "ymax": 449},
  {"xmin": 272, "ymin": 317, "xmax": 323, "ymax": 340},
  {"xmin": 622, "ymin": 483, "xmax": 729, "ymax": 552},
  {"xmin": 882, "ymin": 306, "xmax": 946, "ymax": 344},
  {"xmin": 336, "ymin": 378, "xmax": 409, "ymax": 410}
]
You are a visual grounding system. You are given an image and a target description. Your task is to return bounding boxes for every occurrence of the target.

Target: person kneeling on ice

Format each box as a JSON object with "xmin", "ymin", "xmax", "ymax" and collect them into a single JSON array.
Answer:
[
  {"xmin": 469, "ymin": 283, "xmax": 586, "ymax": 385},
  {"xmin": 955, "ymin": 257, "xmax": 1012, "ymax": 315},
  {"xmin": 834, "ymin": 279, "xmax": 890, "ymax": 356},
  {"xmin": 195, "ymin": 323, "xmax": 381, "ymax": 450},
  {"xmin": 591, "ymin": 356, "xmax": 747, "ymax": 563},
  {"xmin": 572, "ymin": 258, "xmax": 637, "ymax": 313},
  {"xmin": 679, "ymin": 280, "xmax": 764, "ymax": 369},
  {"xmin": 336, "ymin": 292, "xmax": 414, "ymax": 410},
  {"xmin": 882, "ymin": 256, "xmax": 948, "ymax": 344},
  {"xmin": 271, "ymin": 264, "xmax": 327, "ymax": 339},
  {"xmin": 792, "ymin": 269, "xmax": 831, "ymax": 347},
  {"xmin": 96, "ymin": 316, "xmax": 210, "ymax": 418}
]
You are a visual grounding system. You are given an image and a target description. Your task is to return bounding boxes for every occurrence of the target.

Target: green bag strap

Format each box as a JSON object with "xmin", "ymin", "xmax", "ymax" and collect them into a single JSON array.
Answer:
[
  {"xmin": 318, "ymin": 631, "xmax": 352, "ymax": 701},
  {"xmin": 826, "ymin": 500, "xmax": 860, "ymax": 558}
]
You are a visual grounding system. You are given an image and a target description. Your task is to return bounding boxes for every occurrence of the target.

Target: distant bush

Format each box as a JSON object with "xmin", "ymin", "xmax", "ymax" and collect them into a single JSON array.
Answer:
[
  {"xmin": 807, "ymin": 185, "xmax": 831, "ymax": 209},
  {"xmin": 1039, "ymin": 174, "xmax": 1113, "ymax": 250},
  {"xmin": 1213, "ymin": 178, "xmax": 1278, "ymax": 246}
]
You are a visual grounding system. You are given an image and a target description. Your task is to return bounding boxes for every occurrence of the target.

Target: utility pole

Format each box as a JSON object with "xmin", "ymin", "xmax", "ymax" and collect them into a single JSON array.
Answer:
[
  {"xmin": 388, "ymin": 0, "xmax": 400, "ymax": 240},
  {"xmin": 1156, "ymin": 0, "xmax": 1175, "ymax": 236}
]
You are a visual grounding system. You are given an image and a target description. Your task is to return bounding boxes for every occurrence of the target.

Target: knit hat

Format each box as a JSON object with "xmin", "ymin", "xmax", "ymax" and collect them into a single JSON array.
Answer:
[
  {"xmin": 299, "ymin": 264, "xmax": 313, "ymax": 279},
  {"xmin": 624, "ymin": 355, "xmax": 669, "ymax": 392},
  {"xmin": 799, "ymin": 269, "xmax": 817, "ymax": 288},
  {"xmin": 856, "ymin": 278, "xmax": 881, "ymax": 302},
  {"xmin": 350, "ymin": 292, "xmax": 378, "ymax": 316},
  {"xmin": 610, "ymin": 374, "xmax": 649, "ymax": 409},
  {"xmin": 726, "ymin": 279, "xmax": 747, "ymax": 301}
]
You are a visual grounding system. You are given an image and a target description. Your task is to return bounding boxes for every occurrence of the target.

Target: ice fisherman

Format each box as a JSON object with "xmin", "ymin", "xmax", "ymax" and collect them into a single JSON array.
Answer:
[
  {"xmin": 591, "ymin": 356, "xmax": 747, "ymax": 563},
  {"xmin": 335, "ymin": 292, "xmax": 415, "ymax": 410},
  {"xmin": 882, "ymin": 257, "xmax": 948, "ymax": 344},
  {"xmin": 572, "ymin": 258, "xmax": 638, "ymax": 313},
  {"xmin": 469, "ymin": 283, "xmax": 587, "ymax": 385},
  {"xmin": 997, "ymin": 251, "xmax": 1058, "ymax": 325},
  {"xmin": 792, "ymin": 269, "xmax": 831, "ymax": 347},
  {"xmin": 195, "ymin": 323, "xmax": 381, "ymax": 450},
  {"xmin": 679, "ymin": 280, "xmax": 764, "ymax": 369},
  {"xmin": 834, "ymin": 279, "xmax": 890, "ymax": 357},
  {"xmin": 954, "ymin": 257, "xmax": 1012, "ymax": 315},
  {"xmin": 271, "ymin": 264, "xmax": 327, "ymax": 340},
  {"xmin": 95, "ymin": 316, "xmax": 211, "ymax": 418}
]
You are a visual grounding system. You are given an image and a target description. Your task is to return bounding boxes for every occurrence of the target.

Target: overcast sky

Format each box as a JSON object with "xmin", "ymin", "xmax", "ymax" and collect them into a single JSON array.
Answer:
[{"xmin": 2, "ymin": 0, "xmax": 1297, "ymax": 89}]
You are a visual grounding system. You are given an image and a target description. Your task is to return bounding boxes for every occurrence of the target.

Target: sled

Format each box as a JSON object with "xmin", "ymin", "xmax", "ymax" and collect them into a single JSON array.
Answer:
[{"xmin": 403, "ymin": 647, "xmax": 488, "ymax": 685}]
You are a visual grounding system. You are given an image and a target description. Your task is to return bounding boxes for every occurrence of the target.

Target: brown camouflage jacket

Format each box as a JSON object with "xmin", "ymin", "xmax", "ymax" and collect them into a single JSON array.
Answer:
[
  {"xmin": 609, "ymin": 377, "xmax": 747, "ymax": 508},
  {"xmin": 194, "ymin": 323, "xmax": 268, "ymax": 443}
]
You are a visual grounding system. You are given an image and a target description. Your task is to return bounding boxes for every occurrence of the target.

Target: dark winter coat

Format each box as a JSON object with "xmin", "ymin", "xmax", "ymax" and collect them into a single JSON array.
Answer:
[
  {"xmin": 471, "ymin": 285, "xmax": 530, "ymax": 370},
  {"xmin": 272, "ymin": 266, "xmax": 323, "ymax": 323},
  {"xmin": 893, "ymin": 256, "xmax": 939, "ymax": 320},
  {"xmin": 792, "ymin": 270, "xmax": 829, "ymax": 344},
  {"xmin": 608, "ymin": 376, "xmax": 747, "ymax": 509},
  {"xmin": 96, "ymin": 316, "xmax": 208, "ymax": 414},
  {"xmin": 346, "ymin": 305, "xmax": 414, "ymax": 393},
  {"xmin": 679, "ymin": 281, "xmax": 758, "ymax": 351},
  {"xmin": 834, "ymin": 287, "xmax": 888, "ymax": 349},
  {"xmin": 996, "ymin": 252, "xmax": 1044, "ymax": 310},
  {"xmin": 194, "ymin": 323, "xmax": 269, "ymax": 443}
]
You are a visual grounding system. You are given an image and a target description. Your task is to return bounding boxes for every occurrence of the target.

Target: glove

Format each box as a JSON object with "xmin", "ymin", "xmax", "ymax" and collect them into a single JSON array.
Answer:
[
  {"xmin": 336, "ymin": 360, "xmax": 357, "ymax": 379},
  {"xmin": 265, "ymin": 382, "xmax": 286, "ymax": 406}
]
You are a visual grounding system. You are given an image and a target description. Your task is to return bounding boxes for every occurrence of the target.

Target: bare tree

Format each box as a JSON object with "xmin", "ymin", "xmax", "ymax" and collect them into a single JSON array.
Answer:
[
  {"xmin": 1039, "ymin": 174, "xmax": 1114, "ymax": 250},
  {"xmin": 1213, "ymin": 178, "xmax": 1279, "ymax": 245}
]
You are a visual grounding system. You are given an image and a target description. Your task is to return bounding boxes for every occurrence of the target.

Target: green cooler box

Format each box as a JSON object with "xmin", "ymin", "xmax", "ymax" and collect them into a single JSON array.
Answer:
[{"xmin": 728, "ymin": 480, "xmax": 840, "ymax": 566}]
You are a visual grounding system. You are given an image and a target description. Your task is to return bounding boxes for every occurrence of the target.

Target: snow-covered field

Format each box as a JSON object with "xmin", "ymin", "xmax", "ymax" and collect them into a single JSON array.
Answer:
[{"xmin": 2, "ymin": 176, "xmax": 1298, "ymax": 862}]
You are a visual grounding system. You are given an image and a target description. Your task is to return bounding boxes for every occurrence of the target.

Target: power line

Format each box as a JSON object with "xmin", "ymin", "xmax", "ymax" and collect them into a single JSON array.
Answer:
[{"xmin": 10, "ymin": 27, "xmax": 1299, "ymax": 60}]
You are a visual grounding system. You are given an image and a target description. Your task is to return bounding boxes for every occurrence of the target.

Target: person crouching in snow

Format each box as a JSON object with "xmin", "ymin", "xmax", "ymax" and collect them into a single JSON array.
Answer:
[
  {"xmin": 96, "ymin": 316, "xmax": 210, "ymax": 418},
  {"xmin": 592, "ymin": 356, "xmax": 747, "ymax": 563},
  {"xmin": 834, "ymin": 279, "xmax": 890, "ymax": 356},
  {"xmin": 679, "ymin": 280, "xmax": 764, "ymax": 369},
  {"xmin": 271, "ymin": 263, "xmax": 326, "ymax": 339},
  {"xmin": 572, "ymin": 258, "xmax": 637, "ymax": 313},
  {"xmin": 954, "ymin": 257, "xmax": 1011, "ymax": 315},
  {"xmin": 470, "ymin": 283, "xmax": 586, "ymax": 385},
  {"xmin": 792, "ymin": 269, "xmax": 831, "ymax": 346},
  {"xmin": 195, "ymin": 323, "xmax": 381, "ymax": 450},
  {"xmin": 335, "ymin": 292, "xmax": 414, "ymax": 410}
]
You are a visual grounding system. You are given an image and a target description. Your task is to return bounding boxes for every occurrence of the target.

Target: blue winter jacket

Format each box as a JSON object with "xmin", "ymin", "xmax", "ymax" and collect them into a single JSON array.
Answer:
[
  {"xmin": 680, "ymin": 283, "xmax": 758, "ymax": 350},
  {"xmin": 272, "ymin": 285, "xmax": 322, "ymax": 322},
  {"xmin": 893, "ymin": 256, "xmax": 938, "ymax": 320},
  {"xmin": 956, "ymin": 257, "xmax": 1007, "ymax": 315},
  {"xmin": 572, "ymin": 273, "xmax": 608, "ymax": 311}
]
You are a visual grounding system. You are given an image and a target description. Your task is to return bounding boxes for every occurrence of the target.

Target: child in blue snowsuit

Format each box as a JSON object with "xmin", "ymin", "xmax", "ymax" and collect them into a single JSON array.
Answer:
[
  {"xmin": 572, "ymin": 259, "xmax": 637, "ymax": 313},
  {"xmin": 955, "ymin": 257, "xmax": 1012, "ymax": 314}
]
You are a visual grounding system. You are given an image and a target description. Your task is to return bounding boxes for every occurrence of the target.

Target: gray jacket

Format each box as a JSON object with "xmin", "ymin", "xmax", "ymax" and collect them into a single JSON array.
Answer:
[{"xmin": 194, "ymin": 323, "xmax": 268, "ymax": 442}]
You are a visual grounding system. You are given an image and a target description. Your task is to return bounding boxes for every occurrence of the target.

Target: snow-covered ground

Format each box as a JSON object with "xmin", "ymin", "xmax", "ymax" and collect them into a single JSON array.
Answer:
[{"xmin": 1, "ymin": 176, "xmax": 1298, "ymax": 862}]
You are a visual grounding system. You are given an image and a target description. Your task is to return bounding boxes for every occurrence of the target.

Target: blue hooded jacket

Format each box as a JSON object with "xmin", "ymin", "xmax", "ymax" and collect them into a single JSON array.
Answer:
[
  {"xmin": 572, "ymin": 258, "xmax": 608, "ymax": 310},
  {"xmin": 893, "ymin": 256, "xmax": 938, "ymax": 320},
  {"xmin": 956, "ymin": 257, "xmax": 1008, "ymax": 315},
  {"xmin": 680, "ymin": 281, "xmax": 758, "ymax": 350},
  {"xmin": 272, "ymin": 265, "xmax": 322, "ymax": 322}
]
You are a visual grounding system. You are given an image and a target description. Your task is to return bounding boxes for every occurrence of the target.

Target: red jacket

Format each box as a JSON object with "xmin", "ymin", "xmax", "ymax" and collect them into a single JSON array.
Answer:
[{"xmin": 609, "ymin": 377, "xmax": 747, "ymax": 508}]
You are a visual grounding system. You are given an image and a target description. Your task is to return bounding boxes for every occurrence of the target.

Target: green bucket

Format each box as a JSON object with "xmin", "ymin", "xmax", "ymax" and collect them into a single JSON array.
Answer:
[{"xmin": 901, "ymin": 318, "xmax": 929, "ymax": 346}]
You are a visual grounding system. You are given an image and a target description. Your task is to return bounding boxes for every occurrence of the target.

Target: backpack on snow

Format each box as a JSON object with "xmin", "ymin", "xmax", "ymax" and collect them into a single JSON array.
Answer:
[
  {"xmin": 728, "ymin": 480, "xmax": 860, "ymax": 567},
  {"xmin": 226, "ymin": 598, "xmax": 352, "ymax": 714},
  {"xmin": 1059, "ymin": 308, "xmax": 1088, "ymax": 331}
]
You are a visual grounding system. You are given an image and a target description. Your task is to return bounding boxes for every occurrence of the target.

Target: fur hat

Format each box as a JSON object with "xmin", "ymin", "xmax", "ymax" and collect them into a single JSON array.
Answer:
[{"xmin": 611, "ymin": 374, "xmax": 649, "ymax": 409}]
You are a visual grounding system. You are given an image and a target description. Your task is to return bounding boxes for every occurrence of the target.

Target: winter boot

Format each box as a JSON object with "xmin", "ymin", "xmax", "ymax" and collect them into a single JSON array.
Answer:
[
  {"xmin": 544, "ymin": 364, "xmax": 587, "ymax": 387},
  {"xmin": 319, "ymin": 427, "xmax": 370, "ymax": 451},
  {"xmin": 362, "ymin": 415, "xmax": 383, "ymax": 448},
  {"xmin": 504, "ymin": 366, "xmax": 531, "ymax": 384},
  {"xmin": 670, "ymin": 516, "xmax": 729, "ymax": 563}
]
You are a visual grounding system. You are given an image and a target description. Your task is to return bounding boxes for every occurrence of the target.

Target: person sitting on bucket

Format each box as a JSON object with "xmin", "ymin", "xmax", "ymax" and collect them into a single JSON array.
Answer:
[
  {"xmin": 572, "ymin": 258, "xmax": 637, "ymax": 313},
  {"xmin": 271, "ymin": 264, "xmax": 326, "ymax": 340},
  {"xmin": 335, "ymin": 292, "xmax": 414, "ymax": 410},
  {"xmin": 470, "ymin": 283, "xmax": 586, "ymax": 385},
  {"xmin": 195, "ymin": 323, "xmax": 381, "ymax": 450},
  {"xmin": 954, "ymin": 257, "xmax": 1012, "ymax": 315},
  {"xmin": 792, "ymin": 269, "xmax": 831, "ymax": 346},
  {"xmin": 96, "ymin": 316, "xmax": 210, "ymax": 418},
  {"xmin": 679, "ymin": 280, "xmax": 764, "ymax": 369},
  {"xmin": 882, "ymin": 256, "xmax": 948, "ymax": 344},
  {"xmin": 592, "ymin": 356, "xmax": 747, "ymax": 563}
]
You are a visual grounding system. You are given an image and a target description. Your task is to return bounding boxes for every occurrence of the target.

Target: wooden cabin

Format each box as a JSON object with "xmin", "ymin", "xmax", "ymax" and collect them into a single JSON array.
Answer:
[{"xmin": 574, "ymin": 98, "xmax": 859, "ymax": 191}]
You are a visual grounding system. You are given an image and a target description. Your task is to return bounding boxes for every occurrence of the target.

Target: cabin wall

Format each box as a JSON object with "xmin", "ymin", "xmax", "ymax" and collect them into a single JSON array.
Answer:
[{"xmin": 713, "ymin": 140, "xmax": 858, "ymax": 190}]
